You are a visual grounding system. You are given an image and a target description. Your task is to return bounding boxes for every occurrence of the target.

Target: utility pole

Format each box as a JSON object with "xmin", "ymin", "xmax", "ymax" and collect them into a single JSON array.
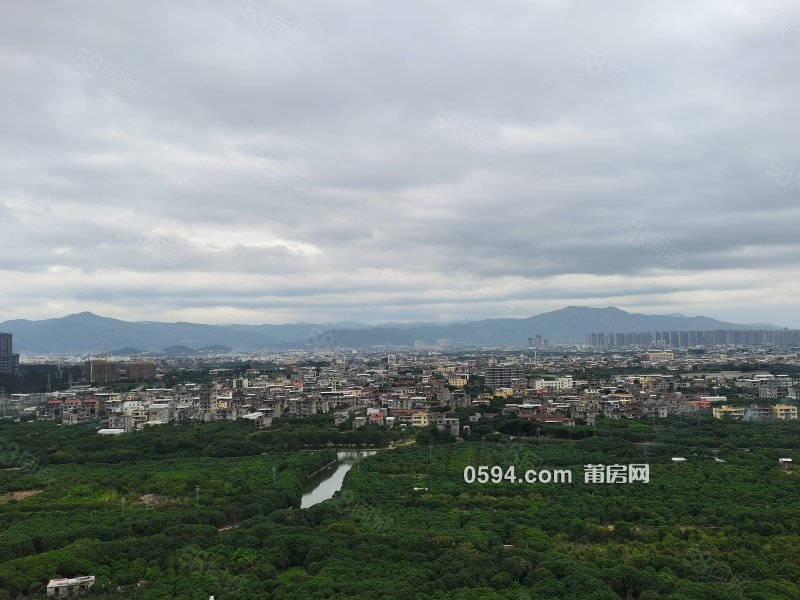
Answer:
[{"xmin": 195, "ymin": 485, "xmax": 200, "ymax": 505}]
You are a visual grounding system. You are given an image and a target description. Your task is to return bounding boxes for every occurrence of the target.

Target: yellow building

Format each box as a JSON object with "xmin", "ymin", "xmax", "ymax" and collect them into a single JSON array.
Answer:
[
  {"xmin": 448, "ymin": 376, "xmax": 468, "ymax": 388},
  {"xmin": 411, "ymin": 412, "xmax": 429, "ymax": 427},
  {"xmin": 712, "ymin": 405, "xmax": 745, "ymax": 419},
  {"xmin": 773, "ymin": 404, "xmax": 798, "ymax": 420}
]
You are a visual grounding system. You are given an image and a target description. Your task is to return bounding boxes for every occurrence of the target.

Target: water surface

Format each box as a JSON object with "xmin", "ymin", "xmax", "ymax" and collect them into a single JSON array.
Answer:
[{"xmin": 300, "ymin": 450, "xmax": 376, "ymax": 508}]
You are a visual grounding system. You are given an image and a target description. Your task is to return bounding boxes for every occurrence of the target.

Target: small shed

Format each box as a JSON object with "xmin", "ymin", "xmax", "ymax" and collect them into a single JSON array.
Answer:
[{"xmin": 47, "ymin": 576, "xmax": 95, "ymax": 596}]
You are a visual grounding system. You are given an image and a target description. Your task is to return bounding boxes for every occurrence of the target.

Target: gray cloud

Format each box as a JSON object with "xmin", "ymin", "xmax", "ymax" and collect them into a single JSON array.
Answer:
[{"xmin": 1, "ymin": 0, "xmax": 800, "ymax": 328}]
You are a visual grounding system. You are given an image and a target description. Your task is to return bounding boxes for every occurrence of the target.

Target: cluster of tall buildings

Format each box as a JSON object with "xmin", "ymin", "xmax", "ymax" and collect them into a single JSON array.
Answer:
[
  {"xmin": 0, "ymin": 333, "xmax": 20, "ymax": 374},
  {"xmin": 527, "ymin": 335, "xmax": 548, "ymax": 349},
  {"xmin": 585, "ymin": 329, "xmax": 800, "ymax": 348}
]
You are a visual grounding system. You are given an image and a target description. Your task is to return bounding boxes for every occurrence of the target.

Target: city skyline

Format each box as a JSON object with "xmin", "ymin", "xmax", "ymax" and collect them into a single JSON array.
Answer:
[
  {"xmin": 2, "ymin": 1, "xmax": 800, "ymax": 327},
  {"xmin": 2, "ymin": 306, "xmax": 798, "ymax": 354}
]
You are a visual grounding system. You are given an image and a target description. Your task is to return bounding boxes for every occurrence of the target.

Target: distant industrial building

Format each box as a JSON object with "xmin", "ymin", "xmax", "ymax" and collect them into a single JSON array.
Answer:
[
  {"xmin": 0, "ymin": 332, "xmax": 20, "ymax": 374},
  {"xmin": 84, "ymin": 359, "xmax": 119, "ymax": 382},
  {"xmin": 645, "ymin": 351, "xmax": 674, "ymax": 361},
  {"xmin": 125, "ymin": 361, "xmax": 157, "ymax": 381}
]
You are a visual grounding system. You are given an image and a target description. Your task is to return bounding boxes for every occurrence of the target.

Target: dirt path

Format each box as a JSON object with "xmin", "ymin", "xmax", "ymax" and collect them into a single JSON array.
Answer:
[{"xmin": 0, "ymin": 489, "xmax": 42, "ymax": 502}]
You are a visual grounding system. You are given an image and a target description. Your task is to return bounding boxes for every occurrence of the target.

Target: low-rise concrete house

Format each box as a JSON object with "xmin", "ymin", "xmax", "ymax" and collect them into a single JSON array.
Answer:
[{"xmin": 47, "ymin": 576, "xmax": 95, "ymax": 596}]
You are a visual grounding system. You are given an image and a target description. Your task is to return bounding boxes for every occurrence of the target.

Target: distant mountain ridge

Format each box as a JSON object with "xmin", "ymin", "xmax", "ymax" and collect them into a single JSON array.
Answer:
[
  {"xmin": 0, "ymin": 307, "xmax": 785, "ymax": 353},
  {"xmin": 0, "ymin": 312, "xmax": 281, "ymax": 354},
  {"xmin": 310, "ymin": 306, "xmax": 785, "ymax": 348}
]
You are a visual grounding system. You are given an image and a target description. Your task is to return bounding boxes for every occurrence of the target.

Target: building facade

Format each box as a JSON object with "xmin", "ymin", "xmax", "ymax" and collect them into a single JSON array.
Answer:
[
  {"xmin": 126, "ymin": 361, "xmax": 157, "ymax": 381},
  {"xmin": 485, "ymin": 366, "xmax": 525, "ymax": 389},
  {"xmin": 0, "ymin": 333, "xmax": 20, "ymax": 375},
  {"xmin": 84, "ymin": 359, "xmax": 119, "ymax": 382}
]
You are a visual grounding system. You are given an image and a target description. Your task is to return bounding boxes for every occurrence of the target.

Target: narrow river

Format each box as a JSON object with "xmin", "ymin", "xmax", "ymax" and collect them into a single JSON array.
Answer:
[{"xmin": 300, "ymin": 450, "xmax": 377, "ymax": 508}]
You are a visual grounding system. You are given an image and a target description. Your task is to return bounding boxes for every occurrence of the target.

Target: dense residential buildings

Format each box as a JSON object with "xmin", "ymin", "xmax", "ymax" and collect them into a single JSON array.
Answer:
[
  {"xmin": 0, "ymin": 332, "xmax": 20, "ymax": 374},
  {"xmin": 11, "ymin": 337, "xmax": 799, "ymax": 434}
]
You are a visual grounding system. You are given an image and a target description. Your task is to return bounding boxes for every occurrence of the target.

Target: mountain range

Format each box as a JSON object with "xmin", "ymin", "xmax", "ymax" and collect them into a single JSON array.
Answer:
[{"xmin": 0, "ymin": 307, "xmax": 785, "ymax": 354}]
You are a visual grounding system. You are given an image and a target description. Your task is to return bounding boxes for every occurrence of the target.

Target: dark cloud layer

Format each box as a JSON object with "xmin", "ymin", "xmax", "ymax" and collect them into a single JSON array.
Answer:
[{"xmin": 1, "ymin": 0, "xmax": 799, "ymax": 327}]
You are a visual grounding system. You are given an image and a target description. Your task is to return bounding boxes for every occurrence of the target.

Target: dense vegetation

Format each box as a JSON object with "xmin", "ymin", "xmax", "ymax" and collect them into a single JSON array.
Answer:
[{"xmin": 2, "ymin": 417, "xmax": 800, "ymax": 598}]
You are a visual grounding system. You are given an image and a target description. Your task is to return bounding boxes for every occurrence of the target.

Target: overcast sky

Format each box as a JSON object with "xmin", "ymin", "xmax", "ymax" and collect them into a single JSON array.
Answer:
[{"xmin": 1, "ymin": 0, "xmax": 800, "ymax": 327}]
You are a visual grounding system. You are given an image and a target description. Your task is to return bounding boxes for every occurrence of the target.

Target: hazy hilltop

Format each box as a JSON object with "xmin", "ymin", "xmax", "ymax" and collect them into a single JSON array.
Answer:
[
  {"xmin": 0, "ymin": 307, "xmax": 783, "ymax": 353},
  {"xmin": 310, "ymin": 306, "xmax": 782, "ymax": 347}
]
